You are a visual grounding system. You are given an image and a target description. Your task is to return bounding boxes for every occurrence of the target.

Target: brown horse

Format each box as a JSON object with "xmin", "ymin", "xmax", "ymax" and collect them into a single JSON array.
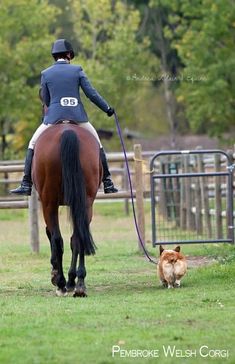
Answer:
[{"xmin": 32, "ymin": 124, "xmax": 102, "ymax": 297}]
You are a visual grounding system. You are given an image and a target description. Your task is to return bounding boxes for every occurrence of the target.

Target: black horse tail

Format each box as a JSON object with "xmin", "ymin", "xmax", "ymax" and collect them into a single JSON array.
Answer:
[{"xmin": 60, "ymin": 129, "xmax": 96, "ymax": 255}]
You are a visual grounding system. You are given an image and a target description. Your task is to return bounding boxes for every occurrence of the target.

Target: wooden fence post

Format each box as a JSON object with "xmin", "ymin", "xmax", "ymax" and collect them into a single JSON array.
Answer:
[
  {"xmin": 123, "ymin": 162, "xmax": 129, "ymax": 215},
  {"xmin": 134, "ymin": 144, "xmax": 145, "ymax": 251},
  {"xmin": 29, "ymin": 186, "xmax": 39, "ymax": 253}
]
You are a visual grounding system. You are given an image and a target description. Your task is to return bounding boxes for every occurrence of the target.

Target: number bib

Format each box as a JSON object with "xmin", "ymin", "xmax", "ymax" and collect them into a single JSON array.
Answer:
[{"xmin": 60, "ymin": 97, "xmax": 78, "ymax": 107}]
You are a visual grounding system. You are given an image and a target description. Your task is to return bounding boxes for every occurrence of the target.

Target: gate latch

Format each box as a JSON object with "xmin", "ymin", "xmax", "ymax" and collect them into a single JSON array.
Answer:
[{"xmin": 227, "ymin": 164, "xmax": 235, "ymax": 172}]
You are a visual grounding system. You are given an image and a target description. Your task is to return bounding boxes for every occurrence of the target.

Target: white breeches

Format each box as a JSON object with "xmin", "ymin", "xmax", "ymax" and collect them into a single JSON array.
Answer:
[{"xmin": 28, "ymin": 122, "xmax": 102, "ymax": 149}]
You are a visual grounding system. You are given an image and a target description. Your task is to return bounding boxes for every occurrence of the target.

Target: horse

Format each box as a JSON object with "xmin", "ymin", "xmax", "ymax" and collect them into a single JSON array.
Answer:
[{"xmin": 32, "ymin": 124, "xmax": 102, "ymax": 297}]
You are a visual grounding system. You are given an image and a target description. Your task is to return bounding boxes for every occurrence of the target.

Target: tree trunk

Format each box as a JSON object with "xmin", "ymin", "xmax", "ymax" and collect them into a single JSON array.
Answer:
[{"xmin": 155, "ymin": 13, "xmax": 177, "ymax": 148}]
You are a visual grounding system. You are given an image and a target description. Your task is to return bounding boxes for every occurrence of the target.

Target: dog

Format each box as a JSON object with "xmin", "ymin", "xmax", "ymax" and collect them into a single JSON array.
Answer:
[{"xmin": 157, "ymin": 245, "xmax": 187, "ymax": 288}]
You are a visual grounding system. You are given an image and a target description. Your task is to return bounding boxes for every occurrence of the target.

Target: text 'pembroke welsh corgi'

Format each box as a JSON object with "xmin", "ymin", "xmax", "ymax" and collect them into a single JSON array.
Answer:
[{"xmin": 157, "ymin": 245, "xmax": 187, "ymax": 288}]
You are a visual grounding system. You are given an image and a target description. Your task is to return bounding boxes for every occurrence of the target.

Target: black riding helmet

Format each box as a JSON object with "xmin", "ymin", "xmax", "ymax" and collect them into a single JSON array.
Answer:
[{"xmin": 51, "ymin": 39, "xmax": 75, "ymax": 59}]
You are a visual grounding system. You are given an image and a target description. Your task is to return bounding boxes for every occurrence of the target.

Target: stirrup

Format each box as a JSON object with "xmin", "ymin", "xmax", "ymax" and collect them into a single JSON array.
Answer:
[
  {"xmin": 103, "ymin": 179, "xmax": 118, "ymax": 194},
  {"xmin": 10, "ymin": 182, "xmax": 32, "ymax": 196}
]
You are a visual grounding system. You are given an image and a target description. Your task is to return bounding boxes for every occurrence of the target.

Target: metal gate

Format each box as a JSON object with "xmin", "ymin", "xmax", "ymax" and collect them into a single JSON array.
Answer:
[{"xmin": 150, "ymin": 150, "xmax": 234, "ymax": 246}]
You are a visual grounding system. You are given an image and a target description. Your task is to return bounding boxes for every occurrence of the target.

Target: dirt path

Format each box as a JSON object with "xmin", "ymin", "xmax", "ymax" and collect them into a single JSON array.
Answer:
[{"xmin": 186, "ymin": 255, "xmax": 216, "ymax": 268}]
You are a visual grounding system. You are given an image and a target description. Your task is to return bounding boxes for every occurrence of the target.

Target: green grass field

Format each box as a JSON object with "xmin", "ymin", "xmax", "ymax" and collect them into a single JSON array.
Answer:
[{"xmin": 0, "ymin": 202, "xmax": 235, "ymax": 364}]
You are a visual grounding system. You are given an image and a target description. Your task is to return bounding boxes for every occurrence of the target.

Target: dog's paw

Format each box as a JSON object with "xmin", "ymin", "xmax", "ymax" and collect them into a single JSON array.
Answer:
[
  {"xmin": 161, "ymin": 280, "xmax": 168, "ymax": 288},
  {"xmin": 174, "ymin": 280, "xmax": 181, "ymax": 288}
]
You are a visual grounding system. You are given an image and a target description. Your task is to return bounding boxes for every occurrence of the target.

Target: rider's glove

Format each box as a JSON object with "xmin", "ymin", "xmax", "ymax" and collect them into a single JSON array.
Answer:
[{"xmin": 107, "ymin": 107, "xmax": 115, "ymax": 117}]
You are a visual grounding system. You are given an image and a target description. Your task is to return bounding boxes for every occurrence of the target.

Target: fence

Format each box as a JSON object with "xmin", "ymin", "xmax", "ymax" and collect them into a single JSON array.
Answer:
[
  {"xmin": 1, "ymin": 147, "xmax": 234, "ymax": 252},
  {"xmin": 0, "ymin": 146, "xmax": 153, "ymax": 252},
  {"xmin": 150, "ymin": 150, "xmax": 235, "ymax": 246}
]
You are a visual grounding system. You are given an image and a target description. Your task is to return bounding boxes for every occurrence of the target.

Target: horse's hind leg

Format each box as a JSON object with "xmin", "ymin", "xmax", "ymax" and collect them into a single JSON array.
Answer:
[
  {"xmin": 74, "ymin": 248, "xmax": 87, "ymax": 297},
  {"xmin": 44, "ymin": 207, "xmax": 67, "ymax": 296},
  {"xmin": 46, "ymin": 227, "xmax": 58, "ymax": 287},
  {"xmin": 66, "ymin": 233, "xmax": 79, "ymax": 292},
  {"xmin": 67, "ymin": 233, "xmax": 87, "ymax": 297},
  {"xmin": 73, "ymin": 205, "xmax": 93, "ymax": 297},
  {"xmin": 52, "ymin": 227, "xmax": 67, "ymax": 296}
]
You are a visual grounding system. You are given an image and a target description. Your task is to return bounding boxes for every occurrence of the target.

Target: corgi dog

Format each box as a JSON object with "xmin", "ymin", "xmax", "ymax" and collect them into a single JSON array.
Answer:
[{"xmin": 157, "ymin": 245, "xmax": 187, "ymax": 288}]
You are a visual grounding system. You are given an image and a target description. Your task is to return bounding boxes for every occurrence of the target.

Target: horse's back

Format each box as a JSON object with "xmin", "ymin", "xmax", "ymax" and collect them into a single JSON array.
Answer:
[
  {"xmin": 32, "ymin": 124, "xmax": 101, "ymax": 204},
  {"xmin": 34, "ymin": 123, "xmax": 99, "ymax": 155}
]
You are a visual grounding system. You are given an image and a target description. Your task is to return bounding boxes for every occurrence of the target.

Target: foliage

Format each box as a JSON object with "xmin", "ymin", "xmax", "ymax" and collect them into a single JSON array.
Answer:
[
  {"xmin": 68, "ymin": 0, "xmax": 157, "ymax": 135},
  {"xmin": 163, "ymin": 0, "xmax": 235, "ymax": 136},
  {"xmin": 134, "ymin": 0, "xmax": 235, "ymax": 138},
  {"xmin": 49, "ymin": 0, "xmax": 76, "ymax": 44},
  {"xmin": 148, "ymin": 0, "xmax": 182, "ymax": 79},
  {"xmin": 128, "ymin": 0, "xmax": 189, "ymax": 141},
  {"xmin": 0, "ymin": 0, "xmax": 59, "ymax": 156},
  {"xmin": 2, "ymin": 0, "xmax": 235, "ymax": 156}
]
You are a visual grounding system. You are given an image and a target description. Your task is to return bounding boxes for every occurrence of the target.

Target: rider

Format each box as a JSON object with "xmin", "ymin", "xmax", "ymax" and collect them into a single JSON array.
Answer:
[{"xmin": 10, "ymin": 39, "xmax": 118, "ymax": 196}]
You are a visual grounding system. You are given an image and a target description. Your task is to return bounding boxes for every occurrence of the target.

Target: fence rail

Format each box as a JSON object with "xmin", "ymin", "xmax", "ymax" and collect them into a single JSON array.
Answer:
[
  {"xmin": 0, "ymin": 147, "xmax": 153, "ymax": 252},
  {"xmin": 150, "ymin": 149, "xmax": 235, "ymax": 246}
]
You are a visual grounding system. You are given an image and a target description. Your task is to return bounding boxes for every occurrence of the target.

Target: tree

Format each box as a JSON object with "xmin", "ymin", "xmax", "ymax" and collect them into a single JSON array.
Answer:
[
  {"xmin": 128, "ymin": 0, "xmax": 185, "ymax": 146},
  {"xmin": 0, "ymin": 0, "xmax": 59, "ymax": 157},
  {"xmin": 165, "ymin": 0, "xmax": 235, "ymax": 136},
  {"xmin": 149, "ymin": 0, "xmax": 181, "ymax": 146}
]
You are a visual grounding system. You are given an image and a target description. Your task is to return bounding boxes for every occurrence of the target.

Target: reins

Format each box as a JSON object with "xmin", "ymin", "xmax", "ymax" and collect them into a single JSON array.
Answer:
[{"xmin": 113, "ymin": 111, "xmax": 158, "ymax": 265}]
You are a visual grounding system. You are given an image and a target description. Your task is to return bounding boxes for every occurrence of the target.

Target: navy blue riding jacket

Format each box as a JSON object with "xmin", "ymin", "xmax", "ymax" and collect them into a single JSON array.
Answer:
[{"xmin": 41, "ymin": 61, "xmax": 110, "ymax": 124}]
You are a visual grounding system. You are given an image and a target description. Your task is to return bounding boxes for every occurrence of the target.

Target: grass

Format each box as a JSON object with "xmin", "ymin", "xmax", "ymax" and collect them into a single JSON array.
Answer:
[
  {"xmin": 0, "ymin": 209, "xmax": 27, "ymax": 221},
  {"xmin": 0, "ymin": 201, "xmax": 235, "ymax": 364}
]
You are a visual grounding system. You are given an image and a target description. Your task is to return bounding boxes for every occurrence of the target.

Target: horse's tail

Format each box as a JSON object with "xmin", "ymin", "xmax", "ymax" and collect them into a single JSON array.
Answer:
[{"xmin": 60, "ymin": 129, "xmax": 96, "ymax": 255}]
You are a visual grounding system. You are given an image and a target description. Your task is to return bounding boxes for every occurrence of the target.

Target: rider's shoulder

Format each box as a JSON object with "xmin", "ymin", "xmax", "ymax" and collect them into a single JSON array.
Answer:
[
  {"xmin": 70, "ymin": 63, "xmax": 83, "ymax": 71},
  {"xmin": 41, "ymin": 65, "xmax": 54, "ymax": 75},
  {"xmin": 41, "ymin": 63, "xmax": 84, "ymax": 76}
]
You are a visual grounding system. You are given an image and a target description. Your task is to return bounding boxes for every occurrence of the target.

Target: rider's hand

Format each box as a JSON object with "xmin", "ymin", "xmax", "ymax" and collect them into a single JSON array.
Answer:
[{"xmin": 107, "ymin": 107, "xmax": 115, "ymax": 117}]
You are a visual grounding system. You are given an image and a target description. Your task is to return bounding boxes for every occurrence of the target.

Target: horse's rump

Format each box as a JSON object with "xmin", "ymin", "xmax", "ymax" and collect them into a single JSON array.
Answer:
[{"xmin": 32, "ymin": 124, "xmax": 101, "ymax": 204}]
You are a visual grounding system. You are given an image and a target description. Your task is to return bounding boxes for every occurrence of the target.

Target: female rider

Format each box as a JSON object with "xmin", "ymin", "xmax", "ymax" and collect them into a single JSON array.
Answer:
[{"xmin": 11, "ymin": 39, "xmax": 118, "ymax": 195}]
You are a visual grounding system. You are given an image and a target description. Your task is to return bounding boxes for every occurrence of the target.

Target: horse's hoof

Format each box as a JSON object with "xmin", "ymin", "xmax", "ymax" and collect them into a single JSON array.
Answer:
[
  {"xmin": 66, "ymin": 284, "xmax": 75, "ymax": 292},
  {"xmin": 56, "ymin": 288, "xmax": 68, "ymax": 297},
  {"xmin": 73, "ymin": 289, "xmax": 87, "ymax": 298}
]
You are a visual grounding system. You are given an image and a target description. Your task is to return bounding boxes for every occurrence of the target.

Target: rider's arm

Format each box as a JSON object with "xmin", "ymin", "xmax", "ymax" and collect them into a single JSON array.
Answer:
[
  {"xmin": 79, "ymin": 68, "xmax": 110, "ymax": 113},
  {"xmin": 40, "ymin": 73, "xmax": 50, "ymax": 107}
]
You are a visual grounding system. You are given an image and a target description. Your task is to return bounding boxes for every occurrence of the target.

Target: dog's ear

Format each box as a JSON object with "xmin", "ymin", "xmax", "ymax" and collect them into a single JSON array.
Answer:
[
  {"xmin": 174, "ymin": 246, "xmax": 180, "ymax": 253},
  {"xmin": 160, "ymin": 245, "xmax": 164, "ymax": 255}
]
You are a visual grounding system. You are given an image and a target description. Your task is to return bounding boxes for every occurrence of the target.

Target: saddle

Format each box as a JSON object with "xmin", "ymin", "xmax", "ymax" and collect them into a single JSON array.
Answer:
[{"xmin": 55, "ymin": 120, "xmax": 79, "ymax": 125}]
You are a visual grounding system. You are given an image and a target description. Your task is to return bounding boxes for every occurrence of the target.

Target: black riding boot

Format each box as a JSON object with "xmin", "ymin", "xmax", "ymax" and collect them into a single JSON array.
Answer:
[
  {"xmin": 100, "ymin": 148, "xmax": 118, "ymax": 193},
  {"xmin": 10, "ymin": 149, "xmax": 34, "ymax": 196}
]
